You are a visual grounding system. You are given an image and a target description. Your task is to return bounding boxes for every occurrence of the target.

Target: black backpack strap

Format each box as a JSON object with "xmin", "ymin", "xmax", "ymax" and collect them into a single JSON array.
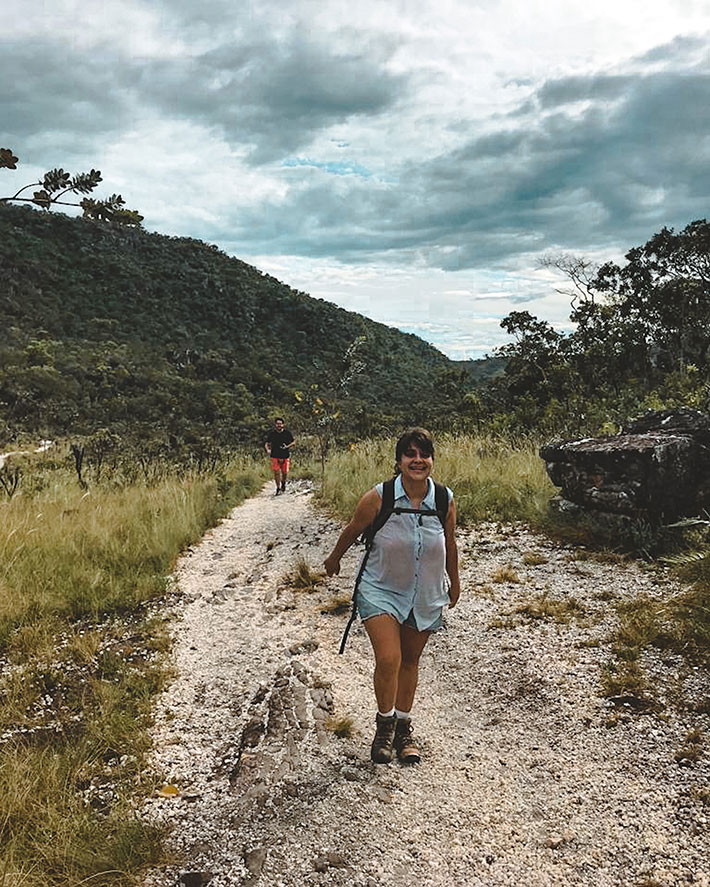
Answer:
[
  {"xmin": 433, "ymin": 481, "xmax": 449, "ymax": 528},
  {"xmin": 339, "ymin": 478, "xmax": 395, "ymax": 655},
  {"xmin": 367, "ymin": 477, "xmax": 395, "ymax": 542}
]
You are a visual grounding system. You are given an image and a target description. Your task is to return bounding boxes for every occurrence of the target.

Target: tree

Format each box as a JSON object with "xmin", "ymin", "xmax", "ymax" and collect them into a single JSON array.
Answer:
[
  {"xmin": 0, "ymin": 148, "xmax": 143, "ymax": 226},
  {"xmin": 539, "ymin": 252, "xmax": 600, "ymax": 309},
  {"xmin": 497, "ymin": 310, "xmax": 566, "ymax": 398},
  {"xmin": 296, "ymin": 335, "xmax": 367, "ymax": 477},
  {"xmin": 593, "ymin": 220, "xmax": 710, "ymax": 374}
]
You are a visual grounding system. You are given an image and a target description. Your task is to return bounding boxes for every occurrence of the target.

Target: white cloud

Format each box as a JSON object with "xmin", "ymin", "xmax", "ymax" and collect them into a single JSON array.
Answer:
[{"xmin": 4, "ymin": 0, "xmax": 710, "ymax": 357}]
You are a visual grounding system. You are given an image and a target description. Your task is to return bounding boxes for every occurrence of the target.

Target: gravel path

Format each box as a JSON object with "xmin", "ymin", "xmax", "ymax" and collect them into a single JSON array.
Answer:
[{"xmin": 141, "ymin": 481, "xmax": 710, "ymax": 887}]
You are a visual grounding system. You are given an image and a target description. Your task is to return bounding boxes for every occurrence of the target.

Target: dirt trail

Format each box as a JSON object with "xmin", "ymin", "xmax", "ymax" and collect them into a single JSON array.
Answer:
[{"xmin": 142, "ymin": 481, "xmax": 710, "ymax": 887}]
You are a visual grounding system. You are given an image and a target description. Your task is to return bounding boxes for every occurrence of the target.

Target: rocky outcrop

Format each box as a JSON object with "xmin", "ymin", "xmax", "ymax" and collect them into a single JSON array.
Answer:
[{"xmin": 540, "ymin": 408, "xmax": 710, "ymax": 521}]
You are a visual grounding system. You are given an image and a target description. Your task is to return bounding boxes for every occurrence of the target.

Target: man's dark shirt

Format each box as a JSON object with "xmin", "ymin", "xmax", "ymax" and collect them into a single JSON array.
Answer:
[{"xmin": 266, "ymin": 428, "xmax": 294, "ymax": 459}]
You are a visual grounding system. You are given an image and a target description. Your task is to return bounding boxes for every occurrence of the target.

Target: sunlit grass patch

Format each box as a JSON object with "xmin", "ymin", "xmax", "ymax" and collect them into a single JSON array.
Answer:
[
  {"xmin": 284, "ymin": 557, "xmax": 326, "ymax": 592},
  {"xmin": 0, "ymin": 454, "xmax": 264, "ymax": 886},
  {"xmin": 514, "ymin": 592, "xmax": 586, "ymax": 624},
  {"xmin": 491, "ymin": 564, "xmax": 523, "ymax": 584},
  {"xmin": 675, "ymin": 727, "xmax": 705, "ymax": 764},
  {"xmin": 326, "ymin": 715, "xmax": 354, "ymax": 738},
  {"xmin": 522, "ymin": 551, "xmax": 548, "ymax": 566}
]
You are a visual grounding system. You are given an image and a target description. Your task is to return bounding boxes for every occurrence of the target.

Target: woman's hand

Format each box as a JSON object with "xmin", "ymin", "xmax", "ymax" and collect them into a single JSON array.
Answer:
[
  {"xmin": 324, "ymin": 554, "xmax": 340, "ymax": 576},
  {"xmin": 448, "ymin": 583, "xmax": 461, "ymax": 608},
  {"xmin": 323, "ymin": 489, "xmax": 380, "ymax": 578}
]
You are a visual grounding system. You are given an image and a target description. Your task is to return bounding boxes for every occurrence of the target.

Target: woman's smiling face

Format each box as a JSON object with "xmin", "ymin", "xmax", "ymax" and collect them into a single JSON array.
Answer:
[{"xmin": 398, "ymin": 444, "xmax": 434, "ymax": 481}]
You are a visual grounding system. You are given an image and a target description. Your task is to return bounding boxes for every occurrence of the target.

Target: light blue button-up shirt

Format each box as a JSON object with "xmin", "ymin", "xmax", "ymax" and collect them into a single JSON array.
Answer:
[{"xmin": 359, "ymin": 474, "xmax": 452, "ymax": 631}]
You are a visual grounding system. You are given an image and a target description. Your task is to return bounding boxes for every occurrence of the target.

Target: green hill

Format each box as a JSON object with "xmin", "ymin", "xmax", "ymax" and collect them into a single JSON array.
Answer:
[
  {"xmin": 0, "ymin": 205, "xmax": 454, "ymax": 448},
  {"xmin": 453, "ymin": 357, "xmax": 507, "ymax": 383}
]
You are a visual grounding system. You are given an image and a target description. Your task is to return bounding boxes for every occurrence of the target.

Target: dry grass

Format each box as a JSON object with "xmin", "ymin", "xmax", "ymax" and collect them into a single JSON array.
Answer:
[
  {"xmin": 514, "ymin": 592, "xmax": 586, "ymax": 624},
  {"xmin": 594, "ymin": 588, "xmax": 618, "ymax": 602},
  {"xmin": 326, "ymin": 715, "xmax": 354, "ymax": 738},
  {"xmin": 314, "ymin": 433, "xmax": 556, "ymax": 526},
  {"xmin": 675, "ymin": 727, "xmax": 705, "ymax": 763},
  {"xmin": 522, "ymin": 551, "xmax": 548, "ymax": 566},
  {"xmin": 491, "ymin": 564, "xmax": 523, "ymax": 584},
  {"xmin": 691, "ymin": 785, "xmax": 710, "ymax": 806},
  {"xmin": 285, "ymin": 557, "xmax": 326, "ymax": 592},
  {"xmin": 572, "ymin": 549, "xmax": 629, "ymax": 565},
  {"xmin": 0, "ymin": 455, "xmax": 264, "ymax": 886},
  {"xmin": 600, "ymin": 659, "xmax": 651, "ymax": 705},
  {"xmin": 488, "ymin": 592, "xmax": 586, "ymax": 630}
]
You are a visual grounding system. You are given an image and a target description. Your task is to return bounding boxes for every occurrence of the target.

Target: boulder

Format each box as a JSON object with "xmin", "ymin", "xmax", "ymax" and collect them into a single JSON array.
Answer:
[{"xmin": 540, "ymin": 408, "xmax": 710, "ymax": 521}]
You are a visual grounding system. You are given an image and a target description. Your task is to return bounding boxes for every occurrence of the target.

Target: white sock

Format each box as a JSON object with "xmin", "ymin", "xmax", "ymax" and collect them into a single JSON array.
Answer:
[
  {"xmin": 378, "ymin": 707, "xmax": 395, "ymax": 718},
  {"xmin": 395, "ymin": 709, "xmax": 411, "ymax": 720}
]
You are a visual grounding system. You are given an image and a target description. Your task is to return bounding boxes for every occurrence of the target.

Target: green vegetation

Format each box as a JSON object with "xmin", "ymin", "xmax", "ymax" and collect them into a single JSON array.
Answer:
[
  {"xmin": 314, "ymin": 434, "xmax": 555, "ymax": 526},
  {"xmin": 0, "ymin": 148, "xmax": 143, "ymax": 226},
  {"xmin": 0, "ymin": 452, "xmax": 264, "ymax": 887},
  {"xmin": 0, "ymin": 203, "xmax": 454, "ymax": 451},
  {"xmin": 607, "ymin": 581, "xmax": 710, "ymax": 668},
  {"xmin": 487, "ymin": 220, "xmax": 710, "ymax": 436}
]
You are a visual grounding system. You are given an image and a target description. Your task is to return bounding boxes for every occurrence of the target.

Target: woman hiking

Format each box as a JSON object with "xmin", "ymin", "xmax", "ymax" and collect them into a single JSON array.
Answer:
[{"xmin": 324, "ymin": 428, "xmax": 460, "ymax": 764}]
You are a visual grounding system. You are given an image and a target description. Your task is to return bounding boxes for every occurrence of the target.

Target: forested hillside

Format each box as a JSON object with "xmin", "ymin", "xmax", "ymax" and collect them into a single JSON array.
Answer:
[{"xmin": 0, "ymin": 205, "xmax": 456, "ymax": 447}]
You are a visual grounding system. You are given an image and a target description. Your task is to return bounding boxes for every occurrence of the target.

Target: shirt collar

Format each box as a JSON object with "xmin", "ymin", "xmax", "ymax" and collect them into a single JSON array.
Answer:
[{"xmin": 394, "ymin": 474, "xmax": 434, "ymax": 506}]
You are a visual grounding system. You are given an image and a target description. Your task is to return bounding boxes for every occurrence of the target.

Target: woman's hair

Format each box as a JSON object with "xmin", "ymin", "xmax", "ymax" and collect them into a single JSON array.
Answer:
[{"xmin": 393, "ymin": 427, "xmax": 435, "ymax": 475}]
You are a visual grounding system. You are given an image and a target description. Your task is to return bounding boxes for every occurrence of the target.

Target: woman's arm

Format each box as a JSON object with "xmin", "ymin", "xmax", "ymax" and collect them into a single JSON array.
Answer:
[
  {"xmin": 444, "ymin": 497, "xmax": 461, "ymax": 608},
  {"xmin": 324, "ymin": 488, "xmax": 381, "ymax": 576}
]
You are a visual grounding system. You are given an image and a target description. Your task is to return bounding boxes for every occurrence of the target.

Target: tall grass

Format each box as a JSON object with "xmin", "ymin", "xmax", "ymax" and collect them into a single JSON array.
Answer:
[
  {"xmin": 0, "ymin": 454, "xmax": 266, "ymax": 887},
  {"xmin": 314, "ymin": 434, "xmax": 556, "ymax": 526}
]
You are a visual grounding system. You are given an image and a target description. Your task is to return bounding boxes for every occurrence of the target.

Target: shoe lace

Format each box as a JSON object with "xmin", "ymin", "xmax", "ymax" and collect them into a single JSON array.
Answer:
[{"xmin": 394, "ymin": 720, "xmax": 416, "ymax": 748}]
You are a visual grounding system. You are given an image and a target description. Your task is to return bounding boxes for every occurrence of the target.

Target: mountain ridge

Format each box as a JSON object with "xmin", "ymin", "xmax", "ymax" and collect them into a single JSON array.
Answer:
[{"xmin": 0, "ymin": 205, "xmax": 457, "ymax": 446}]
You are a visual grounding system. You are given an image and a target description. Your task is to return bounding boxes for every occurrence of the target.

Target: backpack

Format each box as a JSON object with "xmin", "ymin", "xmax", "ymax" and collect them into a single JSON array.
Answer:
[{"xmin": 339, "ymin": 477, "xmax": 450, "ymax": 654}]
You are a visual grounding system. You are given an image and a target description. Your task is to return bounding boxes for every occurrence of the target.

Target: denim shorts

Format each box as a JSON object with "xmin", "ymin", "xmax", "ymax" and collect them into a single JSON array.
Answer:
[{"xmin": 356, "ymin": 593, "xmax": 444, "ymax": 633}]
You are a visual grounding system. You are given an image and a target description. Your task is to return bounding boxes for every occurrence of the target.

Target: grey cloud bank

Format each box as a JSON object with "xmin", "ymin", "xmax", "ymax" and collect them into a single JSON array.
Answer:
[{"xmin": 3, "ymin": 1, "xmax": 710, "ymax": 358}]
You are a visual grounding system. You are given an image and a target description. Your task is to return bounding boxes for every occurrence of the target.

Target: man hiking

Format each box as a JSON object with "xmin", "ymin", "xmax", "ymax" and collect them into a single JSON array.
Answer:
[{"xmin": 265, "ymin": 417, "xmax": 295, "ymax": 495}]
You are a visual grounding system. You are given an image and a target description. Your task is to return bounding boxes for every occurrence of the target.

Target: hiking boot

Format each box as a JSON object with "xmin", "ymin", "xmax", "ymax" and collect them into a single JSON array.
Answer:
[
  {"xmin": 370, "ymin": 713, "xmax": 396, "ymax": 764},
  {"xmin": 280, "ymin": 482, "xmax": 286, "ymax": 492},
  {"xmin": 394, "ymin": 717, "xmax": 421, "ymax": 764}
]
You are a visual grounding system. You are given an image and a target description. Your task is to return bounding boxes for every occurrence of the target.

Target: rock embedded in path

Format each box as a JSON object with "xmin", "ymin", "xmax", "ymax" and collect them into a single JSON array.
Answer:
[
  {"xmin": 243, "ymin": 846, "xmax": 268, "ymax": 880},
  {"xmin": 179, "ymin": 872, "xmax": 212, "ymax": 887},
  {"xmin": 313, "ymin": 852, "xmax": 348, "ymax": 872}
]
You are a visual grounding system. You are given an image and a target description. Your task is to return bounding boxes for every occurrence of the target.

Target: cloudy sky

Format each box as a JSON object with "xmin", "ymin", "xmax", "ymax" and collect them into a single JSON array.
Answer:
[{"xmin": 4, "ymin": 0, "xmax": 710, "ymax": 358}]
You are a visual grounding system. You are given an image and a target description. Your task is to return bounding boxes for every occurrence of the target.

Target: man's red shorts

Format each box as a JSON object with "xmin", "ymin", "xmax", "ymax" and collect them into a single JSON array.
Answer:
[{"xmin": 270, "ymin": 457, "xmax": 290, "ymax": 473}]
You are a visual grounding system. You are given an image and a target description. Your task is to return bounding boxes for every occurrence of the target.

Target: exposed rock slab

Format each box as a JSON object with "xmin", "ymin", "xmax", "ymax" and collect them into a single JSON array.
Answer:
[{"xmin": 540, "ymin": 408, "xmax": 710, "ymax": 520}]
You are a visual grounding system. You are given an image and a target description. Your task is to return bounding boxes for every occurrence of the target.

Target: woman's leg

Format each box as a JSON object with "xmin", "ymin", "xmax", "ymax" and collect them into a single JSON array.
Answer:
[
  {"xmin": 395, "ymin": 623, "xmax": 432, "ymax": 713},
  {"xmin": 363, "ymin": 614, "xmax": 402, "ymax": 713}
]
